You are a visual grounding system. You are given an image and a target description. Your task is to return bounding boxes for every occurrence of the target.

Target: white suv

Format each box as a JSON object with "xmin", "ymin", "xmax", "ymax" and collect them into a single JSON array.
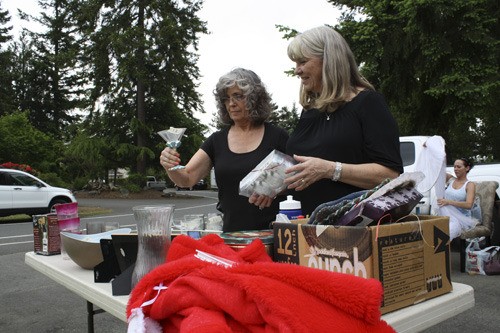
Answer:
[{"xmin": 0, "ymin": 168, "xmax": 77, "ymax": 217}]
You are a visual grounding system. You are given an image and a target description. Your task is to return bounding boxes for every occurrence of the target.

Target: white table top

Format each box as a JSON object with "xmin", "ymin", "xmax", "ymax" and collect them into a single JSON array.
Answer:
[
  {"xmin": 25, "ymin": 251, "xmax": 129, "ymax": 322},
  {"xmin": 25, "ymin": 252, "xmax": 474, "ymax": 332}
]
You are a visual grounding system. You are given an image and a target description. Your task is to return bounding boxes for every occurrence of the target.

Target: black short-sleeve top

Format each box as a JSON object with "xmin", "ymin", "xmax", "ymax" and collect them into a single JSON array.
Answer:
[
  {"xmin": 286, "ymin": 90, "xmax": 403, "ymax": 215},
  {"xmin": 201, "ymin": 122, "xmax": 289, "ymax": 231}
]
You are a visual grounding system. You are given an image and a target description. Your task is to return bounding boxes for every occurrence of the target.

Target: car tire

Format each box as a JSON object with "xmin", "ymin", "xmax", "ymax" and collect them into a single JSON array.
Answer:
[{"xmin": 48, "ymin": 198, "xmax": 71, "ymax": 214}]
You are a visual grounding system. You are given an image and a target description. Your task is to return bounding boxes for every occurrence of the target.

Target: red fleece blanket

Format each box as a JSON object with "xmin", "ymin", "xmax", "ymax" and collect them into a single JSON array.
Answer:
[{"xmin": 127, "ymin": 234, "xmax": 394, "ymax": 333}]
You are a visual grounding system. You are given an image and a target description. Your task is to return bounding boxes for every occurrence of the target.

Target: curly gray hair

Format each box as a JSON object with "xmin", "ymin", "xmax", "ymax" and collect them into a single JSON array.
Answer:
[{"xmin": 214, "ymin": 68, "xmax": 273, "ymax": 126}]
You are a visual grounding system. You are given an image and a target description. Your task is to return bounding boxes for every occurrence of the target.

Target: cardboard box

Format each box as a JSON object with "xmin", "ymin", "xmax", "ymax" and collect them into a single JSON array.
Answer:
[
  {"xmin": 273, "ymin": 215, "xmax": 452, "ymax": 314},
  {"xmin": 33, "ymin": 214, "xmax": 61, "ymax": 255}
]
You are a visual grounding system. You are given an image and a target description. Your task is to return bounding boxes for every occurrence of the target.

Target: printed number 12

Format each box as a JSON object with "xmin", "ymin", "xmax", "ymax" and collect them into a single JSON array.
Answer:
[{"xmin": 276, "ymin": 229, "xmax": 293, "ymax": 255}]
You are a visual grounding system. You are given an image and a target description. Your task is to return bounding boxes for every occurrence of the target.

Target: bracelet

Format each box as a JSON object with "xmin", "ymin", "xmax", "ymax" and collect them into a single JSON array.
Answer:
[{"xmin": 332, "ymin": 162, "xmax": 342, "ymax": 182}]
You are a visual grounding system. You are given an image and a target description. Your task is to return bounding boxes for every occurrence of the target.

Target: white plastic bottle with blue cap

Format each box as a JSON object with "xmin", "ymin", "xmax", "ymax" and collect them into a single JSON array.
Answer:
[{"xmin": 279, "ymin": 195, "xmax": 302, "ymax": 220}]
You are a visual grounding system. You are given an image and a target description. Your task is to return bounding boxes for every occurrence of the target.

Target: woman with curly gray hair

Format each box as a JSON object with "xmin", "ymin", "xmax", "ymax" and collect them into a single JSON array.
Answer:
[{"xmin": 160, "ymin": 68, "xmax": 288, "ymax": 232}]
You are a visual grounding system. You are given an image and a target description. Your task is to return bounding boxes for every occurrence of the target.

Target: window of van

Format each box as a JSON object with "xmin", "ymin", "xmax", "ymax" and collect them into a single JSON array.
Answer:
[{"xmin": 400, "ymin": 142, "xmax": 416, "ymax": 167}]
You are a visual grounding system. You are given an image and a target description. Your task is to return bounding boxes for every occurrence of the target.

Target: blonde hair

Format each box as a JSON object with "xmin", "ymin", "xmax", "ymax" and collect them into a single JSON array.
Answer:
[{"xmin": 287, "ymin": 26, "xmax": 374, "ymax": 112}]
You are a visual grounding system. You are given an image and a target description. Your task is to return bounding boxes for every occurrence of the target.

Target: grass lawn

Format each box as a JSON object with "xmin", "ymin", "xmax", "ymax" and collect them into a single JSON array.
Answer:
[{"xmin": 0, "ymin": 206, "xmax": 112, "ymax": 223}]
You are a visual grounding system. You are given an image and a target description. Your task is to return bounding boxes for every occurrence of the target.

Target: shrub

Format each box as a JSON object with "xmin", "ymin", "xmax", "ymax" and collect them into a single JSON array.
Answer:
[
  {"xmin": 123, "ymin": 183, "xmax": 141, "ymax": 193},
  {"xmin": 38, "ymin": 172, "xmax": 69, "ymax": 188},
  {"xmin": 126, "ymin": 173, "xmax": 147, "ymax": 188},
  {"xmin": 72, "ymin": 177, "xmax": 90, "ymax": 191},
  {"xmin": 0, "ymin": 162, "xmax": 37, "ymax": 175}
]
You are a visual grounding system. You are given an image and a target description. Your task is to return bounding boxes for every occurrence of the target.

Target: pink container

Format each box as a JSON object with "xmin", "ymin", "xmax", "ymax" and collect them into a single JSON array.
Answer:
[
  {"xmin": 55, "ymin": 202, "xmax": 78, "ymax": 220},
  {"xmin": 58, "ymin": 217, "xmax": 81, "ymax": 232}
]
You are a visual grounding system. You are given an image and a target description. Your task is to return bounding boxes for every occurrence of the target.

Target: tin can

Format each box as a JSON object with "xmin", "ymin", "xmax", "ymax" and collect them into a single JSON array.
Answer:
[{"xmin": 220, "ymin": 230, "xmax": 274, "ymax": 259}]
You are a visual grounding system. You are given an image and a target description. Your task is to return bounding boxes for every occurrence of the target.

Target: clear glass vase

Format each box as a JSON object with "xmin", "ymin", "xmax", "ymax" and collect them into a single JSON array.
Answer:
[{"xmin": 131, "ymin": 205, "xmax": 174, "ymax": 288}]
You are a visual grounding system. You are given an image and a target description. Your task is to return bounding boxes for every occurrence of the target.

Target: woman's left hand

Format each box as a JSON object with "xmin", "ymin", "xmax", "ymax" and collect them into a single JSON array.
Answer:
[
  {"xmin": 285, "ymin": 154, "xmax": 332, "ymax": 191},
  {"xmin": 249, "ymin": 193, "xmax": 274, "ymax": 210},
  {"xmin": 437, "ymin": 198, "xmax": 448, "ymax": 207}
]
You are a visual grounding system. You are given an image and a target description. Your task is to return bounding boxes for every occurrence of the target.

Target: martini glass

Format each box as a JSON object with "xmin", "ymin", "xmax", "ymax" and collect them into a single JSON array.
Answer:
[{"xmin": 158, "ymin": 127, "xmax": 187, "ymax": 170}]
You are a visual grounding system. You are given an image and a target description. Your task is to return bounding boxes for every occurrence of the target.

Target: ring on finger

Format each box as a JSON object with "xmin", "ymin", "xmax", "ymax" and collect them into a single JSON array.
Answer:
[{"xmin": 301, "ymin": 179, "xmax": 305, "ymax": 183}]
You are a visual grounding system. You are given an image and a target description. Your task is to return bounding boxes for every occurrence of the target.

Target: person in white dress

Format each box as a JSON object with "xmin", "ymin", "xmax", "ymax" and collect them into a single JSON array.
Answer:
[{"xmin": 437, "ymin": 157, "xmax": 480, "ymax": 239}]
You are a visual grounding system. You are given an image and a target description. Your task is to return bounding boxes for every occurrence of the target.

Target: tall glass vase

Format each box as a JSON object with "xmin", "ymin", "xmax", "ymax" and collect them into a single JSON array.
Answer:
[{"xmin": 131, "ymin": 205, "xmax": 174, "ymax": 288}]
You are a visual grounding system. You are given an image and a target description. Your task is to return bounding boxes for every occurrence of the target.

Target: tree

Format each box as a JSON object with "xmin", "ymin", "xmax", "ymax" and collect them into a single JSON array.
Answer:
[
  {"xmin": 268, "ymin": 103, "xmax": 300, "ymax": 134},
  {"xmin": 14, "ymin": 0, "xmax": 87, "ymax": 140},
  {"xmin": 0, "ymin": 1, "xmax": 15, "ymax": 116},
  {"xmin": 78, "ymin": 0, "xmax": 208, "ymax": 175},
  {"xmin": 0, "ymin": 112, "xmax": 61, "ymax": 169},
  {"xmin": 325, "ymin": 0, "xmax": 499, "ymax": 162}
]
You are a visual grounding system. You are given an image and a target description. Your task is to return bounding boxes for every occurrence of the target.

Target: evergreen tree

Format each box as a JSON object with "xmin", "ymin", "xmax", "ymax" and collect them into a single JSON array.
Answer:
[
  {"xmin": 325, "ymin": 0, "xmax": 499, "ymax": 161},
  {"xmin": 0, "ymin": 1, "xmax": 15, "ymax": 116},
  {"xmin": 268, "ymin": 103, "xmax": 300, "ymax": 134},
  {"xmin": 78, "ymin": 0, "xmax": 208, "ymax": 174},
  {"xmin": 14, "ymin": 0, "xmax": 87, "ymax": 140}
]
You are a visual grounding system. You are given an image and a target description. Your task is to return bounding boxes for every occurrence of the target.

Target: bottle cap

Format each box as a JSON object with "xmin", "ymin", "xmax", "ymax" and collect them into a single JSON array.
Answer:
[{"xmin": 279, "ymin": 195, "xmax": 301, "ymax": 210}]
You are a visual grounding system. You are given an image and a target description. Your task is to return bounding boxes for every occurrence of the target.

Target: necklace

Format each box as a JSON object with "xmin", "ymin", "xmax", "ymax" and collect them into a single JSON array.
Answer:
[{"xmin": 326, "ymin": 113, "xmax": 331, "ymax": 120}]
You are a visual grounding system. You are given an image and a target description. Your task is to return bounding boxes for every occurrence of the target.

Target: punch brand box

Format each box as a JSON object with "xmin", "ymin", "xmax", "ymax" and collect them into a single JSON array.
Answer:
[
  {"xmin": 33, "ymin": 214, "xmax": 61, "ymax": 255},
  {"xmin": 273, "ymin": 215, "xmax": 452, "ymax": 314}
]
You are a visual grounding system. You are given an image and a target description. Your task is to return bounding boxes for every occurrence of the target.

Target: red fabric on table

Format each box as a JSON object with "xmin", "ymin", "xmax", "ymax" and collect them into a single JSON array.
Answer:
[{"xmin": 127, "ymin": 234, "xmax": 394, "ymax": 333}]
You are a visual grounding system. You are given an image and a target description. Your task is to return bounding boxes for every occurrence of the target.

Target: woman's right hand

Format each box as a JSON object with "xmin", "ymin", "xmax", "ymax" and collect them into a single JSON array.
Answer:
[{"xmin": 160, "ymin": 147, "xmax": 181, "ymax": 171}]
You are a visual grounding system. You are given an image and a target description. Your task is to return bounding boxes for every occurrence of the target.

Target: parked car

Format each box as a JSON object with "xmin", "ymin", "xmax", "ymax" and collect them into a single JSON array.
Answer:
[
  {"xmin": 146, "ymin": 176, "xmax": 166, "ymax": 190},
  {"xmin": 0, "ymin": 168, "xmax": 77, "ymax": 217},
  {"xmin": 175, "ymin": 179, "xmax": 208, "ymax": 191}
]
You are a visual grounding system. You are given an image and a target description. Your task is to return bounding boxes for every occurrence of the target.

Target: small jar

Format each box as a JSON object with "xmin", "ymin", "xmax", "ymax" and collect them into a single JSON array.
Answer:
[{"xmin": 220, "ymin": 230, "xmax": 274, "ymax": 259}]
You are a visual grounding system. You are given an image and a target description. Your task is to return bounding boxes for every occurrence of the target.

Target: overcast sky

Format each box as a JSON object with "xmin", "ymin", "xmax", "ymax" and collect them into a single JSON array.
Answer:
[{"xmin": 3, "ymin": 0, "xmax": 340, "ymax": 130}]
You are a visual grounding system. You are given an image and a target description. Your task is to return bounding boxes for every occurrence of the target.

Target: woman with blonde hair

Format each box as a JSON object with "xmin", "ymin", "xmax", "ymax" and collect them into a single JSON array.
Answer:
[{"xmin": 281, "ymin": 26, "xmax": 403, "ymax": 216}]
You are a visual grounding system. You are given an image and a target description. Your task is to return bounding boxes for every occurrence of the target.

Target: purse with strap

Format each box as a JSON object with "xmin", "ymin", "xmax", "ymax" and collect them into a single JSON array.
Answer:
[{"xmin": 483, "ymin": 246, "xmax": 500, "ymax": 276}]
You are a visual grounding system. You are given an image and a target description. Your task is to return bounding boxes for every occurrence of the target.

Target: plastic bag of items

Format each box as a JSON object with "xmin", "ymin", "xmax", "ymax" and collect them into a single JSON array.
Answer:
[
  {"xmin": 310, "ymin": 172, "xmax": 424, "ymax": 227},
  {"xmin": 239, "ymin": 150, "xmax": 297, "ymax": 198},
  {"xmin": 465, "ymin": 237, "xmax": 500, "ymax": 275}
]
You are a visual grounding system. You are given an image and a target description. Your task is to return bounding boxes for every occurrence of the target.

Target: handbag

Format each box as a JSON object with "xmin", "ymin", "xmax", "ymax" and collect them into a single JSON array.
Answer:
[
  {"xmin": 483, "ymin": 246, "xmax": 500, "ymax": 276},
  {"xmin": 465, "ymin": 237, "xmax": 500, "ymax": 275}
]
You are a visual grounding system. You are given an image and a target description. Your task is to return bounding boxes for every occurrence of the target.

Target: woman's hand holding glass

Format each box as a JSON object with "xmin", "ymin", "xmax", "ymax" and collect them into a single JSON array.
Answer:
[{"xmin": 160, "ymin": 147, "xmax": 181, "ymax": 171}]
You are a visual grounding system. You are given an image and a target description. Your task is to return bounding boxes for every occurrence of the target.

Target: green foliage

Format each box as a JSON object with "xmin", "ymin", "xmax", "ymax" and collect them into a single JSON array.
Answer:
[
  {"xmin": 0, "ymin": 3, "xmax": 15, "ymax": 117},
  {"xmin": 38, "ymin": 172, "xmax": 69, "ymax": 189},
  {"xmin": 63, "ymin": 130, "xmax": 107, "ymax": 179},
  {"xmin": 12, "ymin": 0, "xmax": 86, "ymax": 140},
  {"xmin": 326, "ymin": 0, "xmax": 500, "ymax": 161},
  {"xmin": 269, "ymin": 103, "xmax": 301, "ymax": 133},
  {"xmin": 77, "ymin": 0, "xmax": 209, "ymax": 174},
  {"xmin": 72, "ymin": 177, "xmax": 90, "ymax": 191},
  {"xmin": 126, "ymin": 172, "xmax": 147, "ymax": 189},
  {"xmin": 0, "ymin": 112, "xmax": 61, "ymax": 170},
  {"xmin": 123, "ymin": 183, "xmax": 142, "ymax": 194},
  {"xmin": 2, "ymin": 1, "xmax": 211, "ymax": 182}
]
